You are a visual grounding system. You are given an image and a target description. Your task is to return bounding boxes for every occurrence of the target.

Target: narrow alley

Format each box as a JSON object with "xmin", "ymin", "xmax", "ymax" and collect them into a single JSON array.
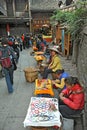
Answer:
[{"xmin": 0, "ymin": 47, "xmax": 77, "ymax": 130}]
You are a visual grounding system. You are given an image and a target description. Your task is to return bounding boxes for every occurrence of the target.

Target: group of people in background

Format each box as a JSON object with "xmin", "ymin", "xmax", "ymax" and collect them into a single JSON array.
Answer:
[{"xmin": 0, "ymin": 33, "xmax": 48, "ymax": 94}]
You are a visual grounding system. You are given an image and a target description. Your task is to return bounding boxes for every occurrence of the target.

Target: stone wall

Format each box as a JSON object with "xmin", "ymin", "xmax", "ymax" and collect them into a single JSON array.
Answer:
[
  {"xmin": 77, "ymin": 26, "xmax": 87, "ymax": 86},
  {"xmin": 31, "ymin": 0, "xmax": 58, "ymax": 10},
  {"xmin": 77, "ymin": 26, "xmax": 87, "ymax": 130}
]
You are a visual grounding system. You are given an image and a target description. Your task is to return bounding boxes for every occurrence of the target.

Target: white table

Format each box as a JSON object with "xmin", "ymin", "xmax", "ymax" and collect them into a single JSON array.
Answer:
[{"xmin": 23, "ymin": 97, "xmax": 62, "ymax": 128}]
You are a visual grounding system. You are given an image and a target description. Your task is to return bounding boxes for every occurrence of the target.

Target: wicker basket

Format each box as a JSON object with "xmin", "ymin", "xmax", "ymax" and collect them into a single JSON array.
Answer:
[{"xmin": 24, "ymin": 67, "xmax": 38, "ymax": 82}]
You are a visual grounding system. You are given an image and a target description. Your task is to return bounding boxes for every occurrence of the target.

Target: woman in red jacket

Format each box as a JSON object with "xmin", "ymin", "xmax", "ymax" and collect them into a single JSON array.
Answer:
[{"xmin": 59, "ymin": 76, "xmax": 84, "ymax": 118}]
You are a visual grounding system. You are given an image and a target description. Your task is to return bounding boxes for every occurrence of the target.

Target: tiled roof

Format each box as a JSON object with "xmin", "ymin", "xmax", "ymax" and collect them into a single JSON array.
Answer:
[{"xmin": 31, "ymin": 0, "xmax": 59, "ymax": 11}]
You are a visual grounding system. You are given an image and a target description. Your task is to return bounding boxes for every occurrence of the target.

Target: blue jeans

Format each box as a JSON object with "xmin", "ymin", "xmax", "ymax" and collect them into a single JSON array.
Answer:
[{"xmin": 4, "ymin": 67, "xmax": 14, "ymax": 93}]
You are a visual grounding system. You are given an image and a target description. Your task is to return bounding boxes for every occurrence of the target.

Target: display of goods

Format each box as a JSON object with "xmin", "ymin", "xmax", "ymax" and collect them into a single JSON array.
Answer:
[
  {"xmin": 36, "ymin": 79, "xmax": 51, "ymax": 89},
  {"xmin": 24, "ymin": 67, "xmax": 38, "ymax": 82},
  {"xmin": 35, "ymin": 79, "xmax": 54, "ymax": 96},
  {"xmin": 35, "ymin": 79, "xmax": 52, "ymax": 91},
  {"xmin": 35, "ymin": 51, "xmax": 44, "ymax": 55},
  {"xmin": 43, "ymin": 35, "xmax": 52, "ymax": 42},
  {"xmin": 34, "ymin": 55, "xmax": 45, "ymax": 61}
]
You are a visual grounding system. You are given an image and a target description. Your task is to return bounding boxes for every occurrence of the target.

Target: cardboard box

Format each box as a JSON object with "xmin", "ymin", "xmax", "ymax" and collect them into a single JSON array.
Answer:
[{"xmin": 31, "ymin": 127, "xmax": 48, "ymax": 130}]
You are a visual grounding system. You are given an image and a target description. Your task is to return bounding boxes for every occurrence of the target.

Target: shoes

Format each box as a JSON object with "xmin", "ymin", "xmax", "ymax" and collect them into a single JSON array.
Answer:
[{"xmin": 9, "ymin": 91, "xmax": 13, "ymax": 94}]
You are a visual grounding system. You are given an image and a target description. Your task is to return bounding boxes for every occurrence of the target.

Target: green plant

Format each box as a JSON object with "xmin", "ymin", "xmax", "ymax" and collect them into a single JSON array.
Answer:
[{"xmin": 50, "ymin": 1, "xmax": 87, "ymax": 41}]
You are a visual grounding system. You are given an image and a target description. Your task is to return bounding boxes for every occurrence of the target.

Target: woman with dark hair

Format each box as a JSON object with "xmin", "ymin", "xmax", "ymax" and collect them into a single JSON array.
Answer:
[{"xmin": 59, "ymin": 76, "xmax": 84, "ymax": 118}]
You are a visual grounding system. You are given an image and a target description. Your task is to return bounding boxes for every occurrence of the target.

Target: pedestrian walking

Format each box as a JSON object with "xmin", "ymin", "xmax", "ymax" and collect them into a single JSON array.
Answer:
[
  {"xmin": 21, "ymin": 34, "xmax": 25, "ymax": 49},
  {"xmin": 17, "ymin": 36, "xmax": 23, "ymax": 51},
  {"xmin": 0, "ymin": 38, "xmax": 17, "ymax": 93}
]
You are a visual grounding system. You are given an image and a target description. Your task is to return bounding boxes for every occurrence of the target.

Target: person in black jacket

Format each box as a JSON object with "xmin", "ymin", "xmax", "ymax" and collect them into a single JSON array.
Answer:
[{"xmin": 0, "ymin": 38, "xmax": 17, "ymax": 93}]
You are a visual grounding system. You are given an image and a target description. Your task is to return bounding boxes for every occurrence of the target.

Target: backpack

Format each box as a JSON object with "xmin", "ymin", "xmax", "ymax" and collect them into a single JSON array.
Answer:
[{"xmin": 0, "ymin": 47, "xmax": 12, "ymax": 68}]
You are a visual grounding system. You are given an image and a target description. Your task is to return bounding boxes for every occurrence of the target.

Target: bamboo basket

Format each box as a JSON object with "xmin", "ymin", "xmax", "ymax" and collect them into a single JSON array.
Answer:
[{"xmin": 24, "ymin": 67, "xmax": 38, "ymax": 82}]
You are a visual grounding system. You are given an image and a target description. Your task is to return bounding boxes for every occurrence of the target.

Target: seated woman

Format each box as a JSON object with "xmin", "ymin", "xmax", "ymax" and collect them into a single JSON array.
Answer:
[
  {"xmin": 59, "ymin": 77, "xmax": 84, "ymax": 118},
  {"xmin": 42, "ymin": 46, "xmax": 63, "ymax": 79},
  {"xmin": 52, "ymin": 69, "xmax": 69, "ymax": 90}
]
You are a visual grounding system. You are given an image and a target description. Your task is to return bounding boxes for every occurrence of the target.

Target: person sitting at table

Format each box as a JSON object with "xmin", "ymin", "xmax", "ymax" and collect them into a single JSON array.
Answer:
[
  {"xmin": 42, "ymin": 46, "xmax": 63, "ymax": 79},
  {"xmin": 52, "ymin": 69, "xmax": 69, "ymax": 91},
  {"xmin": 59, "ymin": 76, "xmax": 84, "ymax": 118}
]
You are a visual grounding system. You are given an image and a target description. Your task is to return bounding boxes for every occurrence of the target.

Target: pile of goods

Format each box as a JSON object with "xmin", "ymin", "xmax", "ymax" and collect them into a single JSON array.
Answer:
[{"xmin": 34, "ymin": 55, "xmax": 46, "ymax": 61}]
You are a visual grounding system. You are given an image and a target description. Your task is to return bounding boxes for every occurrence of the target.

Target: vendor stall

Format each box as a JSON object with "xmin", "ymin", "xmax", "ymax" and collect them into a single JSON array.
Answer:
[
  {"xmin": 34, "ymin": 79, "xmax": 54, "ymax": 97},
  {"xmin": 23, "ymin": 97, "xmax": 62, "ymax": 129}
]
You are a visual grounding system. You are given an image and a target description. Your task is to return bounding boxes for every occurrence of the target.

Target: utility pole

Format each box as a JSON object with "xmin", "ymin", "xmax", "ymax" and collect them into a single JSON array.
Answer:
[{"xmin": 28, "ymin": 0, "xmax": 32, "ymax": 33}]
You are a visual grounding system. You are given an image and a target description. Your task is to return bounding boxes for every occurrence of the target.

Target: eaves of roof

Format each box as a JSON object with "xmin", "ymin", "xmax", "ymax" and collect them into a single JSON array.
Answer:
[{"xmin": 0, "ymin": 17, "xmax": 29, "ymax": 24}]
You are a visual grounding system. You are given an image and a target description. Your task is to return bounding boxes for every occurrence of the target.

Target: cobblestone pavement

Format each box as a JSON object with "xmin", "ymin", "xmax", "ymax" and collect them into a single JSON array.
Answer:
[{"xmin": 0, "ymin": 47, "xmax": 77, "ymax": 130}]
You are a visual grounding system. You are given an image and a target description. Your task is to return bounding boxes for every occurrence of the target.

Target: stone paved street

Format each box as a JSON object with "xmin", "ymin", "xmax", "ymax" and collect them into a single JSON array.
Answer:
[{"xmin": 0, "ymin": 47, "xmax": 77, "ymax": 130}]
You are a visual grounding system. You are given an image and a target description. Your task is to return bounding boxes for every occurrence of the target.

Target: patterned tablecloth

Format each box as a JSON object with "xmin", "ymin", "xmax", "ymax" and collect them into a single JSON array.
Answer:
[
  {"xmin": 34, "ymin": 79, "xmax": 54, "ymax": 96},
  {"xmin": 23, "ymin": 97, "xmax": 62, "ymax": 127}
]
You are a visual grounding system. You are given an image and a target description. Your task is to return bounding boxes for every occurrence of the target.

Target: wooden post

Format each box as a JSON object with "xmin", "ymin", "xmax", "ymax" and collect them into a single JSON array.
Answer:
[{"xmin": 6, "ymin": 24, "xmax": 10, "ymax": 36}]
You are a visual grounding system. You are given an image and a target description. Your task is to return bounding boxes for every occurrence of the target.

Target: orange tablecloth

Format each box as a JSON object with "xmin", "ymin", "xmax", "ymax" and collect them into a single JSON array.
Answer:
[{"xmin": 34, "ymin": 79, "xmax": 54, "ymax": 96}]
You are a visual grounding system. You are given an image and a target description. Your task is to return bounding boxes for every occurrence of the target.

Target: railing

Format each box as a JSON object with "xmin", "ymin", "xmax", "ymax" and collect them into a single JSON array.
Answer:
[{"xmin": 60, "ymin": 4, "xmax": 76, "ymax": 12}]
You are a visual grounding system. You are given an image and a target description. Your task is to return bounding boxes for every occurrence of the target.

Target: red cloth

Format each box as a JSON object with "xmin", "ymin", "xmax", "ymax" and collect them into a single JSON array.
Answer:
[
  {"xmin": 62, "ymin": 84, "xmax": 84, "ymax": 110},
  {"xmin": 21, "ymin": 35, "xmax": 24, "ymax": 42},
  {"xmin": 53, "ymin": 126, "xmax": 59, "ymax": 129}
]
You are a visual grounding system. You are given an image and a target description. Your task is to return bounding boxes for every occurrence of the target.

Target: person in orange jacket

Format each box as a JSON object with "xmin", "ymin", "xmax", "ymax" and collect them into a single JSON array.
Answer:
[{"xmin": 59, "ymin": 76, "xmax": 84, "ymax": 118}]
